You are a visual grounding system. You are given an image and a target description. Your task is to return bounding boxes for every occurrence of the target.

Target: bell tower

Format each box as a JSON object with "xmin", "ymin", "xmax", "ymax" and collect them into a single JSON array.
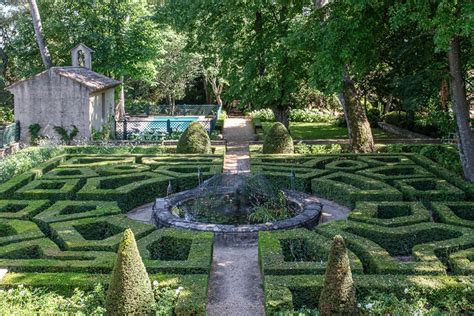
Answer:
[{"xmin": 71, "ymin": 43, "xmax": 93, "ymax": 69}]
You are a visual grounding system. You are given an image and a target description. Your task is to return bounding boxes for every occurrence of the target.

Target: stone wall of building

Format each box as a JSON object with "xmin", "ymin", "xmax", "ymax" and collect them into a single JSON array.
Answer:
[
  {"xmin": 10, "ymin": 70, "xmax": 91, "ymax": 142},
  {"xmin": 89, "ymin": 88, "xmax": 115, "ymax": 133}
]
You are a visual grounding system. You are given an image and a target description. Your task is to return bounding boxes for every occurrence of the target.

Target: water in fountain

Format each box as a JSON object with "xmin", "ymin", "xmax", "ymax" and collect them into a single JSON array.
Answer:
[{"xmin": 170, "ymin": 173, "xmax": 300, "ymax": 225}]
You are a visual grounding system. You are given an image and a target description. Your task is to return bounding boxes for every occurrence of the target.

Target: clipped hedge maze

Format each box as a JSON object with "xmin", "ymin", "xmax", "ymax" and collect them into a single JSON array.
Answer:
[
  {"xmin": 0, "ymin": 153, "xmax": 222, "ymax": 304},
  {"xmin": 254, "ymin": 153, "xmax": 474, "ymax": 313}
]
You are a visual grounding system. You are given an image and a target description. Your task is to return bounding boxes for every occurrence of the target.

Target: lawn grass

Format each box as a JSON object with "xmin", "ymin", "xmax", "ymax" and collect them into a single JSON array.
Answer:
[{"xmin": 262, "ymin": 122, "xmax": 396, "ymax": 140}]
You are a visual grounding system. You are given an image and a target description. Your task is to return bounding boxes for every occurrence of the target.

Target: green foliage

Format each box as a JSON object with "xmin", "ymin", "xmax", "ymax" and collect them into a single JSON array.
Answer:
[
  {"xmin": 294, "ymin": 144, "xmax": 343, "ymax": 155},
  {"xmin": 319, "ymin": 235, "xmax": 357, "ymax": 316},
  {"xmin": 289, "ymin": 109, "xmax": 335, "ymax": 123},
  {"xmin": 259, "ymin": 229, "xmax": 363, "ymax": 276},
  {"xmin": 64, "ymin": 145, "xmax": 170, "ymax": 155},
  {"xmin": 7, "ymin": 1, "xmax": 161, "ymax": 83},
  {"xmin": 249, "ymin": 108, "xmax": 337, "ymax": 124},
  {"xmin": 258, "ymin": 150, "xmax": 474, "ymax": 314},
  {"xmin": 0, "ymin": 284, "xmax": 106, "ymax": 315},
  {"xmin": 154, "ymin": 28, "xmax": 202, "ymax": 105},
  {"xmin": 28, "ymin": 124, "xmax": 43, "ymax": 146},
  {"xmin": 263, "ymin": 123, "xmax": 294, "ymax": 154},
  {"xmin": 380, "ymin": 144, "xmax": 463, "ymax": 176},
  {"xmin": 176, "ymin": 122, "xmax": 211, "ymax": 154},
  {"xmin": 0, "ymin": 107, "xmax": 13, "ymax": 125},
  {"xmin": 106, "ymin": 229, "xmax": 155, "ymax": 315},
  {"xmin": 248, "ymin": 109, "xmax": 275, "ymax": 122},
  {"xmin": 382, "ymin": 111, "xmax": 457, "ymax": 138},
  {"xmin": 53, "ymin": 125, "xmax": 79, "ymax": 145},
  {"xmin": 0, "ymin": 147, "xmax": 64, "ymax": 184}
]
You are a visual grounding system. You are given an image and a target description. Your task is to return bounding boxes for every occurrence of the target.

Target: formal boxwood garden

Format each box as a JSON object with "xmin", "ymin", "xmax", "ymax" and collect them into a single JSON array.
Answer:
[
  {"xmin": 0, "ymin": 152, "xmax": 223, "ymax": 314},
  {"xmin": 254, "ymin": 152, "xmax": 474, "ymax": 313},
  {"xmin": 1, "ymin": 150, "xmax": 474, "ymax": 314}
]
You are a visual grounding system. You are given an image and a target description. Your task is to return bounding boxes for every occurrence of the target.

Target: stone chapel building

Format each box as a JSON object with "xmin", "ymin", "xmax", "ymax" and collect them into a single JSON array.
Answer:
[{"xmin": 7, "ymin": 44, "xmax": 121, "ymax": 141}]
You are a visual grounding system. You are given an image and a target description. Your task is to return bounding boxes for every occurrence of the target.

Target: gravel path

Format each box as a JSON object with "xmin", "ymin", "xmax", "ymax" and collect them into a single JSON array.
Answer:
[
  {"xmin": 206, "ymin": 233, "xmax": 265, "ymax": 316},
  {"xmin": 318, "ymin": 197, "xmax": 351, "ymax": 223},
  {"xmin": 223, "ymin": 117, "xmax": 254, "ymax": 174},
  {"xmin": 206, "ymin": 118, "xmax": 265, "ymax": 315}
]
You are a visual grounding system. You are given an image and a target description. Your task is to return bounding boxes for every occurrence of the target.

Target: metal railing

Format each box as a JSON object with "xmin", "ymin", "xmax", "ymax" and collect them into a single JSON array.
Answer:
[{"xmin": 0, "ymin": 122, "xmax": 20, "ymax": 148}]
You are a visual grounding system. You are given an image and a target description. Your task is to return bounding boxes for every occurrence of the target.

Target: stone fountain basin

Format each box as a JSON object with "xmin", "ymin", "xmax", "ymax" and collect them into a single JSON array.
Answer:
[{"xmin": 152, "ymin": 188, "xmax": 323, "ymax": 233}]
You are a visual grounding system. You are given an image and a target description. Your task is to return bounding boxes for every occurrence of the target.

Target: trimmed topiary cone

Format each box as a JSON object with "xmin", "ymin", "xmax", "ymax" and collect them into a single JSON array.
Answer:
[
  {"xmin": 106, "ymin": 229, "xmax": 155, "ymax": 315},
  {"xmin": 262, "ymin": 122, "xmax": 294, "ymax": 154},
  {"xmin": 176, "ymin": 122, "xmax": 212, "ymax": 154},
  {"xmin": 319, "ymin": 235, "xmax": 357, "ymax": 316}
]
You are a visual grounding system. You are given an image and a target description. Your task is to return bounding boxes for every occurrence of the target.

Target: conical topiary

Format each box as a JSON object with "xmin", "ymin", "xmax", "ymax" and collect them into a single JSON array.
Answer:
[
  {"xmin": 106, "ymin": 229, "xmax": 155, "ymax": 315},
  {"xmin": 262, "ymin": 122, "xmax": 294, "ymax": 154},
  {"xmin": 319, "ymin": 235, "xmax": 357, "ymax": 316},
  {"xmin": 176, "ymin": 122, "xmax": 212, "ymax": 154}
]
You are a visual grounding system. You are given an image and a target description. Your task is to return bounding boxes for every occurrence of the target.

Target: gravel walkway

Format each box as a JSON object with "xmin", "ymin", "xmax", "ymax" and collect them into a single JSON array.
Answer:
[
  {"xmin": 206, "ymin": 233, "xmax": 265, "ymax": 316},
  {"xmin": 223, "ymin": 117, "xmax": 254, "ymax": 174},
  {"xmin": 206, "ymin": 117, "xmax": 265, "ymax": 315}
]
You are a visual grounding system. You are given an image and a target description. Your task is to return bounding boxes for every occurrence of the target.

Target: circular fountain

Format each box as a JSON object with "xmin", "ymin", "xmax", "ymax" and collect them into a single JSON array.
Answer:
[{"xmin": 152, "ymin": 174, "xmax": 323, "ymax": 233}]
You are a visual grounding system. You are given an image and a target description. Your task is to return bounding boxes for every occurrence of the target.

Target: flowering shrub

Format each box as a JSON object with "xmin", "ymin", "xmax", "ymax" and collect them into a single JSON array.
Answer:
[
  {"xmin": 248, "ymin": 108, "xmax": 336, "ymax": 123},
  {"xmin": 289, "ymin": 109, "xmax": 335, "ymax": 123},
  {"xmin": 248, "ymin": 109, "xmax": 275, "ymax": 122},
  {"xmin": 0, "ymin": 146, "xmax": 64, "ymax": 183},
  {"xmin": 152, "ymin": 280, "xmax": 185, "ymax": 314},
  {"xmin": 0, "ymin": 284, "xmax": 106, "ymax": 315},
  {"xmin": 0, "ymin": 283, "xmax": 186, "ymax": 315}
]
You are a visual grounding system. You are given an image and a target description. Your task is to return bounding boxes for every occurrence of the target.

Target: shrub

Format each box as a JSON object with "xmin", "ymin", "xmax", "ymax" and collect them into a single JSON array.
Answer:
[
  {"xmin": 0, "ymin": 148, "xmax": 65, "ymax": 184},
  {"xmin": 319, "ymin": 235, "xmax": 357, "ymax": 316},
  {"xmin": 262, "ymin": 122, "xmax": 294, "ymax": 154},
  {"xmin": 53, "ymin": 125, "xmax": 79, "ymax": 145},
  {"xmin": 248, "ymin": 108, "xmax": 275, "ymax": 121},
  {"xmin": 176, "ymin": 122, "xmax": 211, "ymax": 154},
  {"xmin": 106, "ymin": 229, "xmax": 155, "ymax": 315},
  {"xmin": 380, "ymin": 144, "xmax": 462, "ymax": 176},
  {"xmin": 289, "ymin": 109, "xmax": 334, "ymax": 123},
  {"xmin": 28, "ymin": 124, "xmax": 43, "ymax": 146},
  {"xmin": 366, "ymin": 107, "xmax": 381, "ymax": 127},
  {"xmin": 0, "ymin": 284, "xmax": 106, "ymax": 314},
  {"xmin": 0, "ymin": 107, "xmax": 13, "ymax": 125}
]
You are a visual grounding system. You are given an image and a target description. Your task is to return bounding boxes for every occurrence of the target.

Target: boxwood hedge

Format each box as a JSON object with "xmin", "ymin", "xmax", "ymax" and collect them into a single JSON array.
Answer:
[
  {"xmin": 0, "ymin": 152, "xmax": 223, "ymax": 316},
  {"xmin": 255, "ymin": 152, "xmax": 474, "ymax": 314}
]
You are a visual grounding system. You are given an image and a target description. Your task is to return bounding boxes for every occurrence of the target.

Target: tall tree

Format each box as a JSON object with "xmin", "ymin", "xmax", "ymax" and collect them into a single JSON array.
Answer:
[
  {"xmin": 27, "ymin": 0, "xmax": 52, "ymax": 69},
  {"xmin": 390, "ymin": 0, "xmax": 474, "ymax": 182},
  {"xmin": 155, "ymin": 28, "xmax": 202, "ymax": 113},
  {"xmin": 308, "ymin": 1, "xmax": 378, "ymax": 152}
]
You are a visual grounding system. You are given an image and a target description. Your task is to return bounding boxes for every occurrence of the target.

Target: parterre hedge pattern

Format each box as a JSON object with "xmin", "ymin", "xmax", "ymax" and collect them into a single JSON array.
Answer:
[
  {"xmin": 254, "ymin": 153, "xmax": 474, "ymax": 313},
  {"xmin": 0, "ymin": 153, "xmax": 223, "ymax": 315}
]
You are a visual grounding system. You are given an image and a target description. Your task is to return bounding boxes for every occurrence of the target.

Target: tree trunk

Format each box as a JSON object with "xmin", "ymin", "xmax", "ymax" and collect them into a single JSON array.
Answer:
[
  {"xmin": 340, "ymin": 72, "xmax": 375, "ymax": 153},
  {"xmin": 272, "ymin": 107, "xmax": 290, "ymax": 129},
  {"xmin": 440, "ymin": 79, "xmax": 450, "ymax": 112},
  {"xmin": 203, "ymin": 74, "xmax": 211, "ymax": 104},
  {"xmin": 383, "ymin": 95, "xmax": 393, "ymax": 115},
  {"xmin": 448, "ymin": 36, "xmax": 474, "ymax": 182},
  {"xmin": 338, "ymin": 92, "xmax": 352, "ymax": 141},
  {"xmin": 119, "ymin": 75, "xmax": 125, "ymax": 118},
  {"xmin": 171, "ymin": 97, "xmax": 176, "ymax": 116},
  {"xmin": 28, "ymin": 0, "xmax": 52, "ymax": 69}
]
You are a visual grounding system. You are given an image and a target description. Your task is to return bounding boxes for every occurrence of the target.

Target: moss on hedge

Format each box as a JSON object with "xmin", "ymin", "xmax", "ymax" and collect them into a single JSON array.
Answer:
[
  {"xmin": 176, "ymin": 122, "xmax": 211, "ymax": 154},
  {"xmin": 262, "ymin": 122, "xmax": 294, "ymax": 154}
]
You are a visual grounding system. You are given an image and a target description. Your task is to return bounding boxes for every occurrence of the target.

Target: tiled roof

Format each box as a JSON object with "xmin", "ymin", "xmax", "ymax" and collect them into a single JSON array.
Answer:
[{"xmin": 7, "ymin": 67, "xmax": 121, "ymax": 92}]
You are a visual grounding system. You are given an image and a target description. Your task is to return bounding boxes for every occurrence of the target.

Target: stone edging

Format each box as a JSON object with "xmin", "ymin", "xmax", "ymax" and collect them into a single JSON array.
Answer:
[
  {"xmin": 153, "ymin": 190, "xmax": 322, "ymax": 233},
  {"xmin": 377, "ymin": 121, "xmax": 432, "ymax": 139}
]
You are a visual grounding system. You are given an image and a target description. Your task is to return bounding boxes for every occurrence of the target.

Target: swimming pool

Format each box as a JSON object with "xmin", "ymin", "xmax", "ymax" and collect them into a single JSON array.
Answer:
[{"xmin": 125, "ymin": 115, "xmax": 209, "ymax": 137}]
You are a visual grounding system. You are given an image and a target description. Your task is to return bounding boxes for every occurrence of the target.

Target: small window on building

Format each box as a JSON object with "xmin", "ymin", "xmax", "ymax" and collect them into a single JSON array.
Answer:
[{"xmin": 101, "ymin": 93, "xmax": 106, "ymax": 121}]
